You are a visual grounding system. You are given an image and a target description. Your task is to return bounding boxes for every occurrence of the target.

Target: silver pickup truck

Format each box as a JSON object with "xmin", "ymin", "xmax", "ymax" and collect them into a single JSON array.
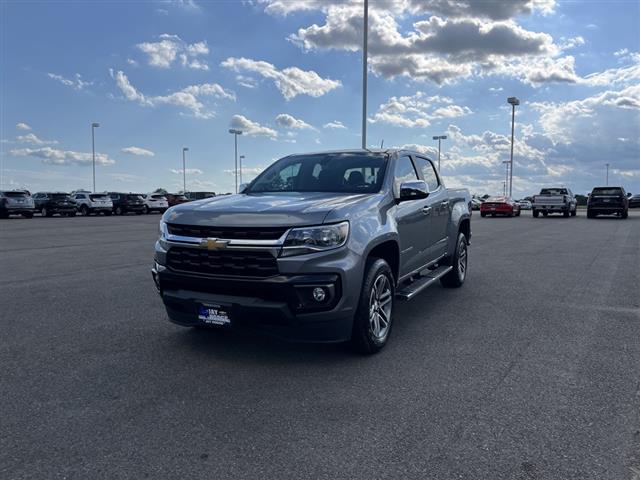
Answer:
[
  {"xmin": 152, "ymin": 149, "xmax": 471, "ymax": 353},
  {"xmin": 532, "ymin": 187, "xmax": 577, "ymax": 218}
]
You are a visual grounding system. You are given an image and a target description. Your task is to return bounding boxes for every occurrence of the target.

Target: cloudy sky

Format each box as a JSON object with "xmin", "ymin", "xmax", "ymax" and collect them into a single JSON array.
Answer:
[{"xmin": 1, "ymin": 0, "xmax": 639, "ymax": 196}]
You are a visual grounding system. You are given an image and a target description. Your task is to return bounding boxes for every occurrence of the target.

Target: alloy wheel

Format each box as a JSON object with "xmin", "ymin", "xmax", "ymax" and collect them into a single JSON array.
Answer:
[{"xmin": 369, "ymin": 274, "xmax": 392, "ymax": 341}]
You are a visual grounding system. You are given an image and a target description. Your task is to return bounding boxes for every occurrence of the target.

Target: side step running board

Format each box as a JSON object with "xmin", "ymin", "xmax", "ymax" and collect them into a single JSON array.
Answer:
[{"xmin": 396, "ymin": 265, "xmax": 453, "ymax": 301}]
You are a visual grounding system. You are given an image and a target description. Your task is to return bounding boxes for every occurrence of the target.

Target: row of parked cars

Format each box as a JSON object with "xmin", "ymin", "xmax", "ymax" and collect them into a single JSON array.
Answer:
[
  {"xmin": 476, "ymin": 186, "xmax": 638, "ymax": 219},
  {"xmin": 0, "ymin": 190, "xmax": 216, "ymax": 218}
]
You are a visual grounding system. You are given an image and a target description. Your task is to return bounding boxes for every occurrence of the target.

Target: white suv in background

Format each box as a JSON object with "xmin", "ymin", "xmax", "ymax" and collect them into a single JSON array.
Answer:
[
  {"xmin": 73, "ymin": 191, "xmax": 113, "ymax": 216},
  {"xmin": 141, "ymin": 193, "xmax": 169, "ymax": 214}
]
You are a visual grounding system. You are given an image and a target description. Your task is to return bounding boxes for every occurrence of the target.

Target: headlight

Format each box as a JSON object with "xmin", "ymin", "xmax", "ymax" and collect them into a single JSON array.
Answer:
[
  {"xmin": 281, "ymin": 221, "xmax": 349, "ymax": 257},
  {"xmin": 159, "ymin": 219, "xmax": 168, "ymax": 238}
]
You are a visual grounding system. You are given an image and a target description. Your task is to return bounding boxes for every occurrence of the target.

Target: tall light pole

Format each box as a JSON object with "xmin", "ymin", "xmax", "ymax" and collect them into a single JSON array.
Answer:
[
  {"xmin": 502, "ymin": 160, "xmax": 510, "ymax": 196},
  {"xmin": 228, "ymin": 129, "xmax": 243, "ymax": 193},
  {"xmin": 91, "ymin": 122, "xmax": 99, "ymax": 192},
  {"xmin": 361, "ymin": 0, "xmax": 368, "ymax": 149},
  {"xmin": 239, "ymin": 155, "xmax": 245, "ymax": 185},
  {"xmin": 507, "ymin": 97, "xmax": 519, "ymax": 198},
  {"xmin": 182, "ymin": 147, "xmax": 189, "ymax": 193},
  {"xmin": 432, "ymin": 135, "xmax": 447, "ymax": 171},
  {"xmin": 606, "ymin": 163, "xmax": 610, "ymax": 186}
]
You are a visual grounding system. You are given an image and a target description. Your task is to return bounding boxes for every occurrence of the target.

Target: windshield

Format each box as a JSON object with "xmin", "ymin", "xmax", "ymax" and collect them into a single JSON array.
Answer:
[
  {"xmin": 51, "ymin": 193, "xmax": 70, "ymax": 200},
  {"xmin": 90, "ymin": 194, "xmax": 109, "ymax": 201},
  {"xmin": 151, "ymin": 194, "xmax": 166, "ymax": 200},
  {"xmin": 540, "ymin": 188, "xmax": 567, "ymax": 195},
  {"xmin": 592, "ymin": 188, "xmax": 622, "ymax": 195},
  {"xmin": 248, "ymin": 153, "xmax": 387, "ymax": 194},
  {"xmin": 4, "ymin": 192, "xmax": 28, "ymax": 198}
]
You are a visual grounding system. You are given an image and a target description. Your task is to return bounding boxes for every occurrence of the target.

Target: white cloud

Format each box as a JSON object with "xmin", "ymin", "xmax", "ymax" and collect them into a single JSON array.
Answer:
[
  {"xmin": 221, "ymin": 57, "xmax": 341, "ymax": 100},
  {"xmin": 9, "ymin": 147, "xmax": 115, "ymax": 166},
  {"xmin": 171, "ymin": 168, "xmax": 203, "ymax": 175},
  {"xmin": 16, "ymin": 122, "xmax": 31, "ymax": 131},
  {"xmin": 16, "ymin": 133, "xmax": 58, "ymax": 145},
  {"xmin": 275, "ymin": 113, "xmax": 315, "ymax": 130},
  {"xmin": 236, "ymin": 75, "xmax": 258, "ymax": 89},
  {"xmin": 121, "ymin": 146, "xmax": 155, "ymax": 157},
  {"xmin": 110, "ymin": 69, "xmax": 235, "ymax": 118},
  {"xmin": 323, "ymin": 120, "xmax": 347, "ymax": 129},
  {"xmin": 230, "ymin": 114, "xmax": 278, "ymax": 138},
  {"xmin": 136, "ymin": 34, "xmax": 210, "ymax": 70},
  {"xmin": 47, "ymin": 73, "xmax": 93, "ymax": 90},
  {"xmin": 370, "ymin": 91, "xmax": 472, "ymax": 127}
]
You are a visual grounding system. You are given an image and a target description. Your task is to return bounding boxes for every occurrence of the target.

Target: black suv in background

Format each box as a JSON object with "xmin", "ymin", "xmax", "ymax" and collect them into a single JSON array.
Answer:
[
  {"xmin": 587, "ymin": 186, "xmax": 629, "ymax": 219},
  {"xmin": 0, "ymin": 190, "xmax": 35, "ymax": 218},
  {"xmin": 33, "ymin": 192, "xmax": 77, "ymax": 217},
  {"xmin": 629, "ymin": 193, "xmax": 640, "ymax": 209},
  {"xmin": 185, "ymin": 191, "xmax": 215, "ymax": 201},
  {"xmin": 108, "ymin": 192, "xmax": 145, "ymax": 215}
]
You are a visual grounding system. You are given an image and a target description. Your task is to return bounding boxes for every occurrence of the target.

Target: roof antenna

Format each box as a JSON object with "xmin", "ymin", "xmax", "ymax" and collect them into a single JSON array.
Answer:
[{"xmin": 380, "ymin": 139, "xmax": 384, "ymax": 148}]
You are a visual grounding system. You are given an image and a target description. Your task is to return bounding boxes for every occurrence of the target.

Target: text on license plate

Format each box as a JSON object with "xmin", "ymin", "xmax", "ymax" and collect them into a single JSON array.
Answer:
[{"xmin": 198, "ymin": 304, "xmax": 231, "ymax": 325}]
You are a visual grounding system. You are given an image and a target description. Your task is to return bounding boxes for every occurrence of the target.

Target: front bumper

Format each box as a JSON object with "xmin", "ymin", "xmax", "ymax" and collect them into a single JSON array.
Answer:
[{"xmin": 153, "ymin": 267, "xmax": 354, "ymax": 342}]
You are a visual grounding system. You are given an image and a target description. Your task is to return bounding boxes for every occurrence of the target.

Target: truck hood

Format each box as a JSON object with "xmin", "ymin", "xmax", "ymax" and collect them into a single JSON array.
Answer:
[{"xmin": 165, "ymin": 192, "xmax": 373, "ymax": 227}]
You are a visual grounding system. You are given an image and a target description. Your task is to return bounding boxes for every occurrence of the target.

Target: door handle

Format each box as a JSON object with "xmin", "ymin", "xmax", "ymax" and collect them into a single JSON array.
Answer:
[{"xmin": 422, "ymin": 206, "xmax": 432, "ymax": 215}]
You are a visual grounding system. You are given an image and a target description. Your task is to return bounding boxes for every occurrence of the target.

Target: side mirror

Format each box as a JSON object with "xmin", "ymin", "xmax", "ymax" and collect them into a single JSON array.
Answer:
[
  {"xmin": 239, "ymin": 183, "xmax": 249, "ymax": 193},
  {"xmin": 399, "ymin": 180, "xmax": 429, "ymax": 201}
]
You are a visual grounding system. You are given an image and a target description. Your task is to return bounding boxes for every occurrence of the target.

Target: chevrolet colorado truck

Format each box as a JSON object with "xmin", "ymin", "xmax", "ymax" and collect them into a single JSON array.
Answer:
[
  {"xmin": 532, "ymin": 187, "xmax": 577, "ymax": 218},
  {"xmin": 152, "ymin": 150, "xmax": 471, "ymax": 353}
]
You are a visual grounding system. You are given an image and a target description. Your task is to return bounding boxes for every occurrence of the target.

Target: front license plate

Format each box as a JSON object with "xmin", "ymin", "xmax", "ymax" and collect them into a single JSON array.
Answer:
[{"xmin": 198, "ymin": 304, "xmax": 231, "ymax": 326}]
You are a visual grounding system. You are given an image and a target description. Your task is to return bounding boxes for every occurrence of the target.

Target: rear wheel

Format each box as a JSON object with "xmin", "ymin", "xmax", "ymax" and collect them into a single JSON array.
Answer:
[
  {"xmin": 516, "ymin": 209, "xmax": 521, "ymax": 217},
  {"xmin": 543, "ymin": 212, "xmax": 548, "ymax": 217},
  {"xmin": 587, "ymin": 209, "xmax": 595, "ymax": 219},
  {"xmin": 441, "ymin": 232, "xmax": 468, "ymax": 288},
  {"xmin": 42, "ymin": 207, "xmax": 53, "ymax": 217},
  {"xmin": 533, "ymin": 210, "xmax": 539, "ymax": 218},
  {"xmin": 351, "ymin": 258, "xmax": 395, "ymax": 354},
  {"xmin": 115, "ymin": 206, "xmax": 123, "ymax": 215},
  {"xmin": 80, "ymin": 205, "xmax": 89, "ymax": 216},
  {"xmin": 143, "ymin": 205, "xmax": 150, "ymax": 214},
  {"xmin": 480, "ymin": 212, "xmax": 486, "ymax": 217},
  {"xmin": 104, "ymin": 210, "xmax": 112, "ymax": 216},
  {"xmin": 571, "ymin": 207, "xmax": 577, "ymax": 217},
  {"xmin": 621, "ymin": 210, "xmax": 628, "ymax": 219},
  {"xmin": 67, "ymin": 211, "xmax": 76, "ymax": 217},
  {"xmin": 0, "ymin": 210, "xmax": 9, "ymax": 219},
  {"xmin": 22, "ymin": 212, "xmax": 34, "ymax": 218}
]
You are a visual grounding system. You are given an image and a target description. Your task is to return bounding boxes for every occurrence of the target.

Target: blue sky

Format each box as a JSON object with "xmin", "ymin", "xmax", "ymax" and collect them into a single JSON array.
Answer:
[{"xmin": 1, "ymin": 0, "xmax": 639, "ymax": 196}]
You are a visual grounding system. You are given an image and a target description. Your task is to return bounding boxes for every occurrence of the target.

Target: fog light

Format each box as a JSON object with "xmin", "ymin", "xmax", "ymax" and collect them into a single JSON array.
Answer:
[{"xmin": 312, "ymin": 287, "xmax": 326, "ymax": 302}]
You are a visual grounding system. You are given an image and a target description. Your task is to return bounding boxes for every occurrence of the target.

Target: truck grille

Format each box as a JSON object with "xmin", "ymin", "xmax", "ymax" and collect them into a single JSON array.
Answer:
[
  {"xmin": 167, "ymin": 224, "xmax": 288, "ymax": 240},
  {"xmin": 166, "ymin": 246, "xmax": 278, "ymax": 277}
]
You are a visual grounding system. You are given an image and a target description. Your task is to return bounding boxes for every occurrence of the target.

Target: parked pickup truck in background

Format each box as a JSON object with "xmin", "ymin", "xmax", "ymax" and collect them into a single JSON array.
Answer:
[
  {"xmin": 532, "ymin": 187, "xmax": 577, "ymax": 218},
  {"xmin": 152, "ymin": 149, "xmax": 472, "ymax": 353}
]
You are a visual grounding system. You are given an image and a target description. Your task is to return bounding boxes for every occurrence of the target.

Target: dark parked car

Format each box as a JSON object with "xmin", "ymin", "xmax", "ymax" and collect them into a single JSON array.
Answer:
[
  {"xmin": 108, "ymin": 192, "xmax": 145, "ymax": 215},
  {"xmin": 0, "ymin": 190, "xmax": 35, "ymax": 218},
  {"xmin": 587, "ymin": 187, "xmax": 629, "ymax": 219},
  {"xmin": 480, "ymin": 196, "xmax": 521, "ymax": 217},
  {"xmin": 33, "ymin": 192, "xmax": 77, "ymax": 217},
  {"xmin": 185, "ymin": 191, "xmax": 216, "ymax": 201},
  {"xmin": 165, "ymin": 193, "xmax": 189, "ymax": 207},
  {"xmin": 628, "ymin": 193, "xmax": 640, "ymax": 209}
]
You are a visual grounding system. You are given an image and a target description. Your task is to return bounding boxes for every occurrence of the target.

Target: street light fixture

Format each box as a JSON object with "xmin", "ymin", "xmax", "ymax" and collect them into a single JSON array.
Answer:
[
  {"xmin": 91, "ymin": 122, "xmax": 100, "ymax": 192},
  {"xmin": 507, "ymin": 96, "xmax": 520, "ymax": 198},
  {"xmin": 182, "ymin": 147, "xmax": 189, "ymax": 194},
  {"xmin": 432, "ymin": 135, "xmax": 447, "ymax": 171},
  {"xmin": 229, "ymin": 129, "xmax": 243, "ymax": 193}
]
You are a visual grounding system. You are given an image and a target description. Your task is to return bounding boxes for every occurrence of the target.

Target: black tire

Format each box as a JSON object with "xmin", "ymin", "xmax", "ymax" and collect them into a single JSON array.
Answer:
[
  {"xmin": 22, "ymin": 212, "xmax": 34, "ymax": 219},
  {"xmin": 533, "ymin": 210, "xmax": 539, "ymax": 218},
  {"xmin": 587, "ymin": 209, "xmax": 595, "ymax": 219},
  {"xmin": 350, "ymin": 258, "xmax": 395, "ymax": 354},
  {"xmin": 571, "ymin": 208, "xmax": 577, "ymax": 217},
  {"xmin": 80, "ymin": 205, "xmax": 89, "ymax": 216},
  {"xmin": 0, "ymin": 210, "xmax": 9, "ymax": 219},
  {"xmin": 104, "ymin": 210, "xmax": 112, "ymax": 216},
  {"xmin": 621, "ymin": 210, "xmax": 628, "ymax": 219},
  {"xmin": 42, "ymin": 207, "xmax": 53, "ymax": 217},
  {"xmin": 516, "ymin": 209, "xmax": 521, "ymax": 217},
  {"xmin": 441, "ymin": 232, "xmax": 468, "ymax": 288},
  {"xmin": 115, "ymin": 206, "xmax": 123, "ymax": 215},
  {"xmin": 563, "ymin": 209, "xmax": 569, "ymax": 218},
  {"xmin": 143, "ymin": 205, "xmax": 150, "ymax": 214},
  {"xmin": 480, "ymin": 212, "xmax": 486, "ymax": 217},
  {"xmin": 543, "ymin": 212, "xmax": 548, "ymax": 217},
  {"xmin": 68, "ymin": 211, "xmax": 76, "ymax": 217}
]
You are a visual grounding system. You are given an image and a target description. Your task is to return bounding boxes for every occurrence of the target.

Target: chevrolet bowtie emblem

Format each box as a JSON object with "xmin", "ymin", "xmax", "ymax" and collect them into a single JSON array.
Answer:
[{"xmin": 200, "ymin": 238, "xmax": 230, "ymax": 250}]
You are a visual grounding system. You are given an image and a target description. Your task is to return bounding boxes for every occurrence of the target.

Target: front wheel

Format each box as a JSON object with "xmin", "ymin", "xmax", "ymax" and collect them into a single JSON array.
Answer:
[
  {"xmin": 441, "ymin": 232, "xmax": 468, "ymax": 288},
  {"xmin": 351, "ymin": 258, "xmax": 395, "ymax": 354},
  {"xmin": 587, "ymin": 209, "xmax": 595, "ymax": 219}
]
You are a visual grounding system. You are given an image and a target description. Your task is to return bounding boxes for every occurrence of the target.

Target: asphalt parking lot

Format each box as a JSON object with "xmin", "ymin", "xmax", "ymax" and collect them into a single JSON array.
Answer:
[{"xmin": 1, "ymin": 210, "xmax": 639, "ymax": 480}]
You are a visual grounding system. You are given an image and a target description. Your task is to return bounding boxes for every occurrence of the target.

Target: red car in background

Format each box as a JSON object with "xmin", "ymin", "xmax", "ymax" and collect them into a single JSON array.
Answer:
[
  {"xmin": 165, "ymin": 193, "xmax": 190, "ymax": 207},
  {"xmin": 480, "ymin": 196, "xmax": 521, "ymax": 217}
]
